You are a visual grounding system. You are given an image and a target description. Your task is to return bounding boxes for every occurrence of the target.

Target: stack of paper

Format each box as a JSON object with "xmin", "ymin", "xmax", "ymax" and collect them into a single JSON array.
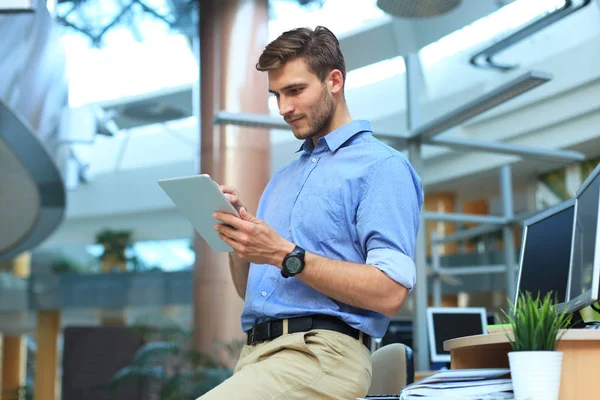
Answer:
[{"xmin": 399, "ymin": 369, "xmax": 513, "ymax": 400}]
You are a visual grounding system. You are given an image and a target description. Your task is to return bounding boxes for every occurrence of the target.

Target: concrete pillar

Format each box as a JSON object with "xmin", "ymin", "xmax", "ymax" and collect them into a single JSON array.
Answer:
[
  {"xmin": 1, "ymin": 252, "xmax": 30, "ymax": 400},
  {"xmin": 12, "ymin": 252, "xmax": 31, "ymax": 277},
  {"xmin": 0, "ymin": 252, "xmax": 30, "ymax": 276},
  {"xmin": 1, "ymin": 336, "xmax": 27, "ymax": 400},
  {"xmin": 100, "ymin": 252, "xmax": 127, "ymax": 326},
  {"xmin": 34, "ymin": 311, "xmax": 60, "ymax": 400},
  {"xmin": 195, "ymin": 0, "xmax": 270, "ymax": 362}
]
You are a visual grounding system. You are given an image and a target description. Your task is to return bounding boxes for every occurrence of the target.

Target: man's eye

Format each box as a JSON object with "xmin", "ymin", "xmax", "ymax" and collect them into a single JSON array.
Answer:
[{"xmin": 289, "ymin": 88, "xmax": 302, "ymax": 95}]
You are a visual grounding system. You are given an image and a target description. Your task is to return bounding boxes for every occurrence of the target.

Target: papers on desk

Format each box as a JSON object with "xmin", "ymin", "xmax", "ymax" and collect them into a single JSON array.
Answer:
[
  {"xmin": 399, "ymin": 368, "xmax": 513, "ymax": 400},
  {"xmin": 357, "ymin": 396, "xmax": 399, "ymax": 400}
]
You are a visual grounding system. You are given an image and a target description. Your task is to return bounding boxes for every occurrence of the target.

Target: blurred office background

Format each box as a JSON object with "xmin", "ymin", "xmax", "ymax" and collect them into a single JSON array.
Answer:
[{"xmin": 1, "ymin": 0, "xmax": 600, "ymax": 398}]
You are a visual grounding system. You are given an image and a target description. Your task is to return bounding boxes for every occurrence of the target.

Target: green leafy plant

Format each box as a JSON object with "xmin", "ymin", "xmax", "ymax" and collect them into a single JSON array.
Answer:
[
  {"xmin": 95, "ymin": 229, "xmax": 133, "ymax": 262},
  {"xmin": 49, "ymin": 256, "xmax": 84, "ymax": 274},
  {"xmin": 108, "ymin": 321, "xmax": 235, "ymax": 400},
  {"xmin": 502, "ymin": 291, "xmax": 572, "ymax": 352}
]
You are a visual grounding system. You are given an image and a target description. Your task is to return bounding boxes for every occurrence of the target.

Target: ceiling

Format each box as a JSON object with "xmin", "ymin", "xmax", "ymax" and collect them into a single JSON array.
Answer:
[
  {"xmin": 82, "ymin": 0, "xmax": 519, "ymax": 131},
  {"xmin": 60, "ymin": 0, "xmax": 599, "ymax": 193}
]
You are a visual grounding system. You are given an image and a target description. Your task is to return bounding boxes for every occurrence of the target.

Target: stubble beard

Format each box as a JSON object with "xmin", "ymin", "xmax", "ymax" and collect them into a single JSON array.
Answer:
[{"xmin": 292, "ymin": 87, "xmax": 335, "ymax": 141}]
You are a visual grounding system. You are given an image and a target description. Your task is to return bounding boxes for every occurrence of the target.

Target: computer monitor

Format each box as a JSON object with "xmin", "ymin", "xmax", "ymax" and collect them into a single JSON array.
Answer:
[
  {"xmin": 379, "ymin": 317, "xmax": 412, "ymax": 349},
  {"xmin": 516, "ymin": 198, "xmax": 575, "ymax": 307},
  {"xmin": 564, "ymin": 163, "xmax": 600, "ymax": 312},
  {"xmin": 426, "ymin": 307, "xmax": 487, "ymax": 363}
]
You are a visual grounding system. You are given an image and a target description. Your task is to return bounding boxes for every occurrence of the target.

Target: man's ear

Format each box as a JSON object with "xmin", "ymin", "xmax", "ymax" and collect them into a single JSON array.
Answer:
[{"xmin": 327, "ymin": 69, "xmax": 344, "ymax": 94}]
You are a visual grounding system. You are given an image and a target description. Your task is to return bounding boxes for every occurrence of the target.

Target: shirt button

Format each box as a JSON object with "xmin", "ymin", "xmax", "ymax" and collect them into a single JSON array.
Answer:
[
  {"xmin": 288, "ymin": 227, "xmax": 291, "ymax": 231},
  {"xmin": 312, "ymin": 157, "xmax": 317, "ymax": 163},
  {"xmin": 261, "ymin": 291, "xmax": 267, "ymax": 297}
]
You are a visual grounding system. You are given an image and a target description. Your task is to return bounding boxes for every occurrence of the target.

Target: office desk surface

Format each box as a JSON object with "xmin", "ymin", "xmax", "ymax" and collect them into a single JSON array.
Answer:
[
  {"xmin": 444, "ymin": 329, "xmax": 600, "ymax": 351},
  {"xmin": 444, "ymin": 329, "xmax": 600, "ymax": 400}
]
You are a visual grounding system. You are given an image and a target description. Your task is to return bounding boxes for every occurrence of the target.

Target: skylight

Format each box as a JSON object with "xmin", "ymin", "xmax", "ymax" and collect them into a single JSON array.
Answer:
[{"xmin": 58, "ymin": 0, "xmax": 198, "ymax": 107}]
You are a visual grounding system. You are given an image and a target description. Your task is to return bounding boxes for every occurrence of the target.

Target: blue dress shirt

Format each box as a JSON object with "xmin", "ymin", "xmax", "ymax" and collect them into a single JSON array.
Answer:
[{"xmin": 240, "ymin": 120, "xmax": 424, "ymax": 338}]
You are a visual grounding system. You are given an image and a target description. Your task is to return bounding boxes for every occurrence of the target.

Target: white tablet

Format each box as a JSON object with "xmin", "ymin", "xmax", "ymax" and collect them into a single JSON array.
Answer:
[{"xmin": 158, "ymin": 174, "xmax": 240, "ymax": 252}]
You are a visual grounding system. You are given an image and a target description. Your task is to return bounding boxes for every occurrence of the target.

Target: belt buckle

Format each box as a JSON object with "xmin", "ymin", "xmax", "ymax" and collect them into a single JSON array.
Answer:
[
  {"xmin": 250, "ymin": 319, "xmax": 273, "ymax": 344},
  {"xmin": 248, "ymin": 330, "xmax": 257, "ymax": 345}
]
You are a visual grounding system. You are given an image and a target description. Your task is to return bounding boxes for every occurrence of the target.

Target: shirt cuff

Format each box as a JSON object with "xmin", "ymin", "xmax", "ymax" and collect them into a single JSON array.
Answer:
[{"xmin": 366, "ymin": 248, "xmax": 416, "ymax": 292}]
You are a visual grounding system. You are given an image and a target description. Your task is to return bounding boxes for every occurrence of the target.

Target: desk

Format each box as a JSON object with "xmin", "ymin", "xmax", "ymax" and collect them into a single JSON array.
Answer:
[
  {"xmin": 444, "ymin": 329, "xmax": 600, "ymax": 400},
  {"xmin": 414, "ymin": 370, "xmax": 436, "ymax": 381}
]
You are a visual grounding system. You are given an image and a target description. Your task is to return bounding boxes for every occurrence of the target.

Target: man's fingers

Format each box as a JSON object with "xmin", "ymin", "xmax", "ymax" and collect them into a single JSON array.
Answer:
[
  {"xmin": 240, "ymin": 207, "xmax": 253, "ymax": 221},
  {"xmin": 216, "ymin": 224, "xmax": 247, "ymax": 244},
  {"xmin": 240, "ymin": 208, "xmax": 260, "ymax": 224},
  {"xmin": 214, "ymin": 212, "xmax": 254, "ymax": 233},
  {"xmin": 219, "ymin": 185, "xmax": 238, "ymax": 195},
  {"xmin": 214, "ymin": 211, "xmax": 242, "ymax": 227},
  {"xmin": 218, "ymin": 232, "xmax": 244, "ymax": 253}
]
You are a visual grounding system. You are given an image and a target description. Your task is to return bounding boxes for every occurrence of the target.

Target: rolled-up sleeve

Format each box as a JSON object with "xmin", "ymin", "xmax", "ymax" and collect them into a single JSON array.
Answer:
[{"xmin": 357, "ymin": 155, "xmax": 423, "ymax": 291}]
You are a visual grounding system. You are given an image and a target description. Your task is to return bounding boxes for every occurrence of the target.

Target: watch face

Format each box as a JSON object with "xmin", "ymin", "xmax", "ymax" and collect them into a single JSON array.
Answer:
[{"xmin": 285, "ymin": 256, "xmax": 303, "ymax": 273}]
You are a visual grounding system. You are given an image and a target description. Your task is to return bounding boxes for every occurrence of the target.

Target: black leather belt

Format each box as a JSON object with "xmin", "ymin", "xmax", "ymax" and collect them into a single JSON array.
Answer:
[{"xmin": 246, "ymin": 315, "xmax": 371, "ymax": 349}]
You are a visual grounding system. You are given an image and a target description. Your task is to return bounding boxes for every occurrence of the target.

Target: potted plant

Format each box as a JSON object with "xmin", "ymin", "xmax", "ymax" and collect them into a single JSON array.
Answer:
[
  {"xmin": 108, "ymin": 320, "xmax": 236, "ymax": 399},
  {"xmin": 95, "ymin": 229, "xmax": 133, "ymax": 272},
  {"xmin": 502, "ymin": 291, "xmax": 572, "ymax": 400}
]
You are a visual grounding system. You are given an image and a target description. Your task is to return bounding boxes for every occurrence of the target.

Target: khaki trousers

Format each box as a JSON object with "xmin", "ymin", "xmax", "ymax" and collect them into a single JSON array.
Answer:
[{"xmin": 198, "ymin": 329, "xmax": 372, "ymax": 399}]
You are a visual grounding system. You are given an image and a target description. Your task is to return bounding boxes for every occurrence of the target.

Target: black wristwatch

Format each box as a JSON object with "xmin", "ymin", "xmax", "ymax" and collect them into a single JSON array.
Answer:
[{"xmin": 281, "ymin": 245, "xmax": 305, "ymax": 278}]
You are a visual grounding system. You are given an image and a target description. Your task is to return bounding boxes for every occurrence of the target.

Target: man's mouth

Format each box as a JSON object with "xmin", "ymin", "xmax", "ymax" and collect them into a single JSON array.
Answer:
[{"xmin": 286, "ymin": 116, "xmax": 303, "ymax": 125}]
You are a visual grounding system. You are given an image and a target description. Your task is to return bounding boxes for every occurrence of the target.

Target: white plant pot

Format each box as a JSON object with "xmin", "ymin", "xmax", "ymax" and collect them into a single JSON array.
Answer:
[{"xmin": 508, "ymin": 351, "xmax": 563, "ymax": 400}]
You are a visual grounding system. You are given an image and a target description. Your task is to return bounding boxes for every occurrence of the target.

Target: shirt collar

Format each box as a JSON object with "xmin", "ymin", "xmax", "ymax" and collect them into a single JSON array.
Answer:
[{"xmin": 296, "ymin": 120, "xmax": 373, "ymax": 153}]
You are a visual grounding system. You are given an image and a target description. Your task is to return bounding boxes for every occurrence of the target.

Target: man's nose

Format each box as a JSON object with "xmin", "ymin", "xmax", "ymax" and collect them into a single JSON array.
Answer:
[{"xmin": 279, "ymin": 99, "xmax": 294, "ymax": 116}]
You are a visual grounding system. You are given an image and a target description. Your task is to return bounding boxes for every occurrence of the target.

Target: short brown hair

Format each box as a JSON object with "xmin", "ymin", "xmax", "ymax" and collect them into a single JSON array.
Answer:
[{"xmin": 256, "ymin": 26, "xmax": 346, "ymax": 84}]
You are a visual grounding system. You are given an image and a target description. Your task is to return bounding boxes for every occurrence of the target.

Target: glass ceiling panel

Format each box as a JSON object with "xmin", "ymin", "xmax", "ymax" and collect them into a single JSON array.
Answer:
[{"xmin": 57, "ymin": 0, "xmax": 198, "ymax": 107}]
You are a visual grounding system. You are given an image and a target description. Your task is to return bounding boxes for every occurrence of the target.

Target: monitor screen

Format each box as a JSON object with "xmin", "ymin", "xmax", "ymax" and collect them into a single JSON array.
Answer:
[
  {"xmin": 517, "ymin": 200, "xmax": 575, "ymax": 306},
  {"xmin": 426, "ymin": 308, "xmax": 487, "ymax": 363},
  {"xmin": 567, "ymin": 168, "xmax": 600, "ymax": 311},
  {"xmin": 380, "ymin": 318, "xmax": 412, "ymax": 349}
]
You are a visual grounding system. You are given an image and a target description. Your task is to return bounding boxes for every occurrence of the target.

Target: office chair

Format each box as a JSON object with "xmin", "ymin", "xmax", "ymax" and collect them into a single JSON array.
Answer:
[{"xmin": 367, "ymin": 343, "xmax": 414, "ymax": 396}]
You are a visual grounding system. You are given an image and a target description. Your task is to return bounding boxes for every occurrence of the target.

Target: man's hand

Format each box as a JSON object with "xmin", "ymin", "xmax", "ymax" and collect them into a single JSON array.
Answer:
[
  {"xmin": 214, "ymin": 208, "xmax": 294, "ymax": 267},
  {"xmin": 219, "ymin": 185, "xmax": 247, "ymax": 213}
]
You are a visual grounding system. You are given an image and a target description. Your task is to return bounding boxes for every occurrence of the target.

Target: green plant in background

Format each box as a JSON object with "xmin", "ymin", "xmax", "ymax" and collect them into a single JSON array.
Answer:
[
  {"xmin": 94, "ymin": 229, "xmax": 157, "ymax": 272},
  {"xmin": 502, "ymin": 291, "xmax": 572, "ymax": 351},
  {"xmin": 539, "ymin": 168, "xmax": 569, "ymax": 201},
  {"xmin": 49, "ymin": 256, "xmax": 85, "ymax": 274},
  {"xmin": 95, "ymin": 229, "xmax": 133, "ymax": 262},
  {"xmin": 108, "ymin": 321, "xmax": 235, "ymax": 400},
  {"xmin": 581, "ymin": 158, "xmax": 600, "ymax": 182}
]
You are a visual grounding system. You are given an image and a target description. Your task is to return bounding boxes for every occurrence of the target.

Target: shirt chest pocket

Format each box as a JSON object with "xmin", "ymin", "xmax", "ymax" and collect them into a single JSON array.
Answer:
[{"xmin": 292, "ymin": 191, "xmax": 344, "ymax": 242}]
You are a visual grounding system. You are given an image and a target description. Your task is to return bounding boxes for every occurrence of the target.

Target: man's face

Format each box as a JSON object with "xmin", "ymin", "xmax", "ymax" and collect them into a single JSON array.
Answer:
[{"xmin": 268, "ymin": 58, "xmax": 335, "ymax": 141}]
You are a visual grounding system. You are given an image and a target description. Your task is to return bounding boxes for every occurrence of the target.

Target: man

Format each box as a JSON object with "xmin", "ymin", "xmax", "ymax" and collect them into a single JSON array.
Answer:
[{"xmin": 200, "ymin": 26, "xmax": 423, "ymax": 399}]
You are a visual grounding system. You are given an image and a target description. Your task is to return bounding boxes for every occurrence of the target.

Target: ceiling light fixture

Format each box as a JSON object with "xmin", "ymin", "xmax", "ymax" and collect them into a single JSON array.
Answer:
[
  {"xmin": 411, "ymin": 71, "xmax": 552, "ymax": 139},
  {"xmin": 377, "ymin": 0, "xmax": 461, "ymax": 18}
]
